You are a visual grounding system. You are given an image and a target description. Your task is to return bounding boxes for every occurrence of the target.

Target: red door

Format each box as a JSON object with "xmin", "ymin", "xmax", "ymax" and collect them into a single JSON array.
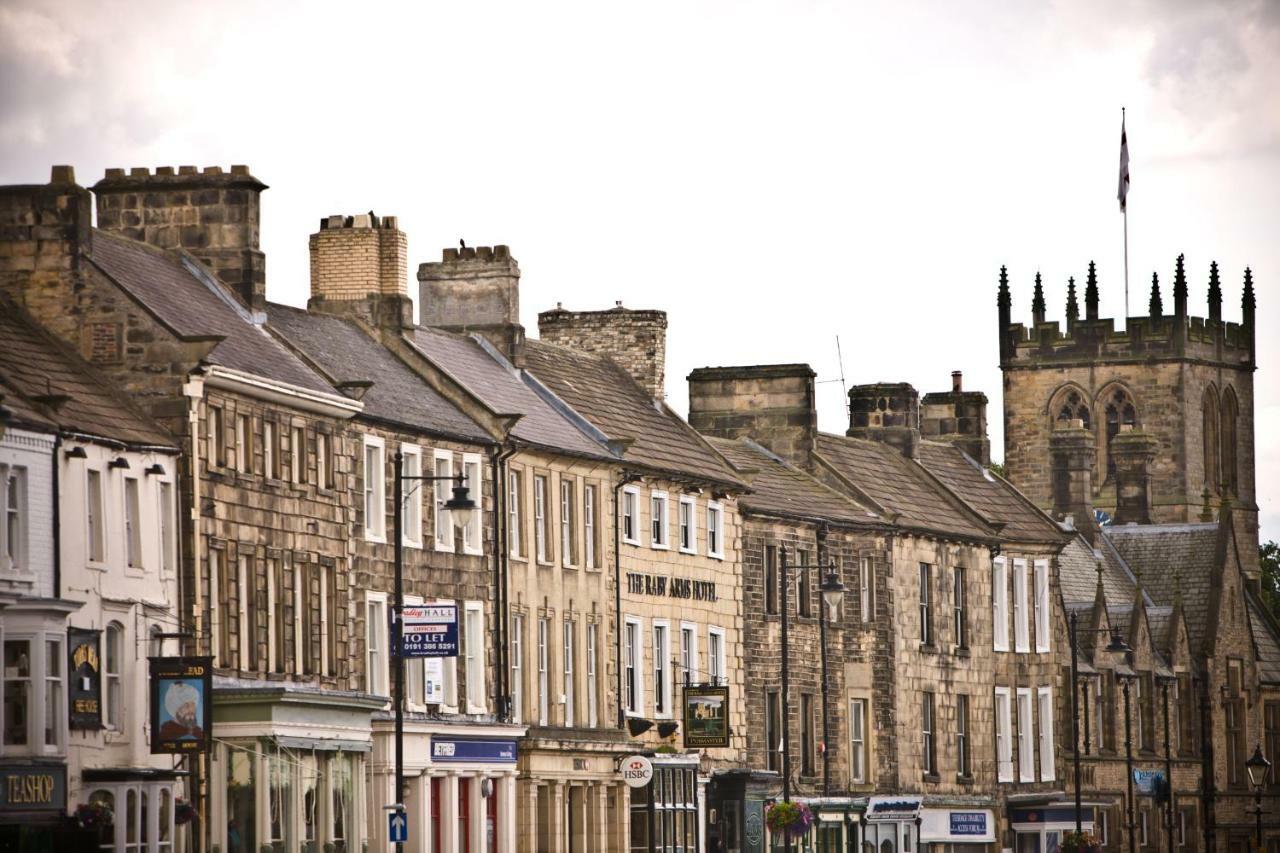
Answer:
[
  {"xmin": 431, "ymin": 778, "xmax": 443, "ymax": 853},
  {"xmin": 459, "ymin": 778, "xmax": 471, "ymax": 852},
  {"xmin": 487, "ymin": 783, "xmax": 498, "ymax": 853}
]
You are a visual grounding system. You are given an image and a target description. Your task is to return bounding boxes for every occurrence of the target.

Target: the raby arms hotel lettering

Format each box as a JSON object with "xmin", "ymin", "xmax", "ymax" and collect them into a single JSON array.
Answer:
[{"xmin": 626, "ymin": 572, "xmax": 717, "ymax": 602}]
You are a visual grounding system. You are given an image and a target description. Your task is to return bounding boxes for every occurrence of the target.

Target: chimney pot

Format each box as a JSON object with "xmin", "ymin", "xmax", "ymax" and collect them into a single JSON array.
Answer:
[
  {"xmin": 951, "ymin": 370, "xmax": 962, "ymax": 392},
  {"xmin": 50, "ymin": 165, "xmax": 75, "ymax": 184}
]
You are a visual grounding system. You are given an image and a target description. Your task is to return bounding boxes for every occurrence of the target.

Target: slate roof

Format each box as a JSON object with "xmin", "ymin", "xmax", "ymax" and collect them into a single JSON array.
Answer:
[
  {"xmin": 1105, "ymin": 523, "xmax": 1219, "ymax": 652},
  {"xmin": 1247, "ymin": 593, "xmax": 1280, "ymax": 685},
  {"xmin": 408, "ymin": 328, "xmax": 609, "ymax": 459},
  {"xmin": 89, "ymin": 230, "xmax": 335, "ymax": 395},
  {"xmin": 813, "ymin": 433, "xmax": 990, "ymax": 540},
  {"xmin": 705, "ymin": 437, "xmax": 881, "ymax": 526},
  {"xmin": 0, "ymin": 298, "xmax": 175, "ymax": 448},
  {"xmin": 1058, "ymin": 534, "xmax": 1140, "ymax": 606},
  {"xmin": 267, "ymin": 305, "xmax": 492, "ymax": 443},
  {"xmin": 915, "ymin": 441, "xmax": 1064, "ymax": 545},
  {"xmin": 522, "ymin": 339, "xmax": 744, "ymax": 487}
]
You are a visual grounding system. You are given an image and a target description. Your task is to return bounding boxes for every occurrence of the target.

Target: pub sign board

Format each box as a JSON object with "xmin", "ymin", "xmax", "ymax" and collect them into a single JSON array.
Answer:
[
  {"xmin": 683, "ymin": 684, "xmax": 730, "ymax": 748},
  {"xmin": 149, "ymin": 656, "xmax": 212, "ymax": 754},
  {"xmin": 68, "ymin": 627, "xmax": 103, "ymax": 730}
]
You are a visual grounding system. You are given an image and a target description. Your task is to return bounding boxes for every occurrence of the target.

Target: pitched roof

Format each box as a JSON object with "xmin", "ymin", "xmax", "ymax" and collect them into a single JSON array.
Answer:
[
  {"xmin": 89, "ymin": 230, "xmax": 335, "ymax": 395},
  {"xmin": 705, "ymin": 437, "xmax": 881, "ymax": 525},
  {"xmin": 0, "ymin": 298, "xmax": 175, "ymax": 448},
  {"xmin": 1105, "ymin": 523, "xmax": 1219, "ymax": 652},
  {"xmin": 267, "ymin": 305, "xmax": 492, "ymax": 444},
  {"xmin": 408, "ymin": 328, "xmax": 609, "ymax": 459},
  {"xmin": 915, "ymin": 441, "xmax": 1064, "ymax": 545},
  {"xmin": 522, "ymin": 339, "xmax": 744, "ymax": 487},
  {"xmin": 1058, "ymin": 534, "xmax": 1141, "ymax": 606},
  {"xmin": 814, "ymin": 433, "xmax": 990, "ymax": 540},
  {"xmin": 1247, "ymin": 593, "xmax": 1280, "ymax": 685}
]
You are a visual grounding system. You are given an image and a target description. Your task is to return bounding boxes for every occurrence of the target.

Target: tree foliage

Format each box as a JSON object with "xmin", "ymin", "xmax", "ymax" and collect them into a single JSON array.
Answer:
[{"xmin": 1262, "ymin": 541, "xmax": 1280, "ymax": 621}]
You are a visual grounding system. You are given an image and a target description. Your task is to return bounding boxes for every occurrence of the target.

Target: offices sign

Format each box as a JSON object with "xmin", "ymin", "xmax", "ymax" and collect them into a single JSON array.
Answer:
[{"xmin": 401, "ymin": 604, "xmax": 458, "ymax": 658}]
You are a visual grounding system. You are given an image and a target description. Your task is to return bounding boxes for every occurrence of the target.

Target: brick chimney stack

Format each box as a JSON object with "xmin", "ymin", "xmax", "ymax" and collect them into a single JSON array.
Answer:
[
  {"xmin": 921, "ymin": 371, "xmax": 991, "ymax": 464},
  {"xmin": 1049, "ymin": 420, "xmax": 1100, "ymax": 544},
  {"xmin": 418, "ymin": 245, "xmax": 524, "ymax": 363},
  {"xmin": 539, "ymin": 302, "xmax": 668, "ymax": 399},
  {"xmin": 93, "ymin": 165, "xmax": 267, "ymax": 311},
  {"xmin": 308, "ymin": 213, "xmax": 411, "ymax": 330},
  {"xmin": 1111, "ymin": 429, "xmax": 1160, "ymax": 525},
  {"xmin": 686, "ymin": 364, "xmax": 817, "ymax": 466}
]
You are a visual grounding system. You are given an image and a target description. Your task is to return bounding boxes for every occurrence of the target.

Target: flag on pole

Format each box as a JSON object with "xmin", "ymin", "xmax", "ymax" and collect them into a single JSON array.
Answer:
[{"xmin": 1117, "ymin": 112, "xmax": 1130, "ymax": 212}]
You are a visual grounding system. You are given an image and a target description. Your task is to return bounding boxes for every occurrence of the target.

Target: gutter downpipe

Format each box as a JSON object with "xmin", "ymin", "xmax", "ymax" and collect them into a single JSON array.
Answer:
[
  {"xmin": 52, "ymin": 434, "xmax": 61, "ymax": 597},
  {"xmin": 181, "ymin": 372, "xmax": 206, "ymax": 853},
  {"xmin": 493, "ymin": 444, "xmax": 517, "ymax": 721}
]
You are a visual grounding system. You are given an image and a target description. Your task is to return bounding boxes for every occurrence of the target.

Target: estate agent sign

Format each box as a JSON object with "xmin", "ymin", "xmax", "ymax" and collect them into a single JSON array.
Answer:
[
  {"xmin": 149, "ymin": 656, "xmax": 212, "ymax": 754},
  {"xmin": 67, "ymin": 627, "xmax": 102, "ymax": 730},
  {"xmin": 683, "ymin": 684, "xmax": 730, "ymax": 748},
  {"xmin": 401, "ymin": 604, "xmax": 459, "ymax": 657}
]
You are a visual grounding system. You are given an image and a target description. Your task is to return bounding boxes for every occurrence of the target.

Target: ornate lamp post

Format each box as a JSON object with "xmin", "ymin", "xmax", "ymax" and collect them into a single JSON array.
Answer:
[
  {"xmin": 1156, "ymin": 674, "xmax": 1176, "ymax": 853},
  {"xmin": 392, "ymin": 454, "xmax": 475, "ymax": 852},
  {"xmin": 1245, "ymin": 745, "xmax": 1271, "ymax": 852},
  {"xmin": 1116, "ymin": 669, "xmax": 1138, "ymax": 853},
  {"xmin": 1068, "ymin": 611, "xmax": 1131, "ymax": 835},
  {"xmin": 818, "ymin": 565, "xmax": 846, "ymax": 797}
]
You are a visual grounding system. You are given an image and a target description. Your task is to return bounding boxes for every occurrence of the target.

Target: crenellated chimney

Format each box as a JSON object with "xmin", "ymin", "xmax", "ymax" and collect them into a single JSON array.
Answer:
[
  {"xmin": 308, "ymin": 213, "xmax": 411, "ymax": 330},
  {"xmin": 93, "ymin": 165, "xmax": 268, "ymax": 310},
  {"xmin": 418, "ymin": 245, "xmax": 524, "ymax": 363},
  {"xmin": 1111, "ymin": 429, "xmax": 1159, "ymax": 525},
  {"xmin": 1049, "ymin": 420, "xmax": 1100, "ymax": 544},
  {"xmin": 847, "ymin": 382, "xmax": 920, "ymax": 458},
  {"xmin": 687, "ymin": 364, "xmax": 817, "ymax": 466},
  {"xmin": 539, "ymin": 301, "xmax": 667, "ymax": 399}
]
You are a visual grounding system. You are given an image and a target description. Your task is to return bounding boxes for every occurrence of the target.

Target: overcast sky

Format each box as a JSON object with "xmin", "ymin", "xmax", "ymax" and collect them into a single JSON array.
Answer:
[{"xmin": 2, "ymin": 0, "xmax": 1276, "ymax": 541}]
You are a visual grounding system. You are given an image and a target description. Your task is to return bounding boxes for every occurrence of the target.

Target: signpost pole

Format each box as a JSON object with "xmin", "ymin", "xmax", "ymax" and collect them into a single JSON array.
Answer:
[{"xmin": 393, "ymin": 452, "xmax": 405, "ymax": 853}]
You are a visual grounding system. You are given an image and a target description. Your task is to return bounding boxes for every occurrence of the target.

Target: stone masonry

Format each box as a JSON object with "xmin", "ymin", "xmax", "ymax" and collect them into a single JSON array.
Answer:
[{"xmin": 538, "ymin": 303, "xmax": 669, "ymax": 400}]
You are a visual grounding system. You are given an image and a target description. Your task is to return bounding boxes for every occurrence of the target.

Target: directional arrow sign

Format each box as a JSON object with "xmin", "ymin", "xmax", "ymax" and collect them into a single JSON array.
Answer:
[{"xmin": 389, "ymin": 809, "xmax": 408, "ymax": 843}]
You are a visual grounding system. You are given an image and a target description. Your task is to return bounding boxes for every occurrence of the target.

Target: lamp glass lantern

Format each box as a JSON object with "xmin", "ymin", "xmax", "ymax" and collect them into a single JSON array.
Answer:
[
  {"xmin": 1245, "ymin": 744, "xmax": 1271, "ymax": 789},
  {"xmin": 1105, "ymin": 630, "xmax": 1131, "ymax": 654},
  {"xmin": 444, "ymin": 474, "xmax": 477, "ymax": 530},
  {"xmin": 820, "ymin": 569, "xmax": 846, "ymax": 619}
]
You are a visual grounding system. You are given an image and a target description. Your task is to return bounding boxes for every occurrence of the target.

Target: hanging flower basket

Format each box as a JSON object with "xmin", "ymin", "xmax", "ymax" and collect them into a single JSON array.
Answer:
[
  {"xmin": 174, "ymin": 799, "xmax": 196, "ymax": 825},
  {"xmin": 1061, "ymin": 831, "xmax": 1102, "ymax": 853},
  {"xmin": 74, "ymin": 800, "xmax": 114, "ymax": 830},
  {"xmin": 765, "ymin": 800, "xmax": 814, "ymax": 839}
]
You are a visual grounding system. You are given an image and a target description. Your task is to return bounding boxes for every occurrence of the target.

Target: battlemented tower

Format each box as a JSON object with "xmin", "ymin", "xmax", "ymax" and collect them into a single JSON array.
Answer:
[{"xmin": 997, "ymin": 256, "xmax": 1259, "ymax": 576}]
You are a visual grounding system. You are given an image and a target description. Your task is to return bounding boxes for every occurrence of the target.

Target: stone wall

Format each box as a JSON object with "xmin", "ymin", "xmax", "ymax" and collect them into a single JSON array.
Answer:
[
  {"xmin": 921, "ymin": 371, "xmax": 990, "ymax": 464},
  {"xmin": 539, "ymin": 304, "xmax": 668, "ymax": 400},
  {"xmin": 686, "ymin": 364, "xmax": 818, "ymax": 466}
]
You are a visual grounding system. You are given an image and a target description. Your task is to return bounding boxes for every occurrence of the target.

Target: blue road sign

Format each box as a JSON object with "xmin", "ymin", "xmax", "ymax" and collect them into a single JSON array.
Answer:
[
  {"xmin": 389, "ymin": 809, "xmax": 408, "ymax": 843},
  {"xmin": 400, "ymin": 603, "xmax": 459, "ymax": 658}
]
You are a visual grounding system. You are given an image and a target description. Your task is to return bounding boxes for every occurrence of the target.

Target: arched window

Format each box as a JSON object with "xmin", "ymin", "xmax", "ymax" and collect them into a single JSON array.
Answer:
[
  {"xmin": 1202, "ymin": 386, "xmax": 1220, "ymax": 494},
  {"xmin": 105, "ymin": 622, "xmax": 123, "ymax": 730},
  {"xmin": 1102, "ymin": 386, "xmax": 1138, "ymax": 480},
  {"xmin": 1220, "ymin": 387, "xmax": 1238, "ymax": 495},
  {"xmin": 90, "ymin": 789, "xmax": 116, "ymax": 852},
  {"xmin": 1050, "ymin": 386, "xmax": 1093, "ymax": 430}
]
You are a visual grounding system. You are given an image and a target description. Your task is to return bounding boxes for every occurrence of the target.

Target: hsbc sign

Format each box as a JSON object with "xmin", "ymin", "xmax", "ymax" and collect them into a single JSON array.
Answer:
[{"xmin": 620, "ymin": 754, "xmax": 653, "ymax": 788}]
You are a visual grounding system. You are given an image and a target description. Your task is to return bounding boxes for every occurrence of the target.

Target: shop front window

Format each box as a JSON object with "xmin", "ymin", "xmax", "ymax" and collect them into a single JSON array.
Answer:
[
  {"xmin": 331, "ymin": 752, "xmax": 353, "ymax": 853},
  {"xmin": 226, "ymin": 747, "xmax": 256, "ymax": 853},
  {"xmin": 3, "ymin": 638, "xmax": 30, "ymax": 746},
  {"xmin": 269, "ymin": 747, "xmax": 292, "ymax": 852},
  {"xmin": 301, "ymin": 753, "xmax": 319, "ymax": 852}
]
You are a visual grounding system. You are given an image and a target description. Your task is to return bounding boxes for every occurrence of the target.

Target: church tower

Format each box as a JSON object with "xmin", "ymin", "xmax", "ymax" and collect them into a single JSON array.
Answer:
[{"xmin": 997, "ymin": 256, "xmax": 1259, "ymax": 577}]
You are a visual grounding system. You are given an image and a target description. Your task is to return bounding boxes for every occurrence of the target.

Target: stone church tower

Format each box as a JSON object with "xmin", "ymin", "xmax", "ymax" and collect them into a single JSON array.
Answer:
[{"xmin": 997, "ymin": 256, "xmax": 1259, "ymax": 577}]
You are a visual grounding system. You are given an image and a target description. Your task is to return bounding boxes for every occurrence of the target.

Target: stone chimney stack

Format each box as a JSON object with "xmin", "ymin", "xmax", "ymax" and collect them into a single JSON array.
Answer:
[
  {"xmin": 1111, "ymin": 429, "xmax": 1160, "ymax": 525},
  {"xmin": 308, "ymin": 213, "xmax": 411, "ymax": 330},
  {"xmin": 921, "ymin": 371, "xmax": 991, "ymax": 464},
  {"xmin": 418, "ymin": 245, "xmax": 524, "ymax": 363},
  {"xmin": 687, "ymin": 364, "xmax": 817, "ymax": 466},
  {"xmin": 93, "ymin": 165, "xmax": 267, "ymax": 311},
  {"xmin": 539, "ymin": 302, "xmax": 668, "ymax": 399},
  {"xmin": 847, "ymin": 382, "xmax": 920, "ymax": 458},
  {"xmin": 1050, "ymin": 420, "xmax": 1100, "ymax": 544}
]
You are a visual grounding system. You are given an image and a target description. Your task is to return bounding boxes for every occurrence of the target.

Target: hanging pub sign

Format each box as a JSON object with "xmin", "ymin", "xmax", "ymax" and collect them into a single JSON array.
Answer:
[
  {"xmin": 67, "ymin": 627, "xmax": 102, "ymax": 730},
  {"xmin": 149, "ymin": 656, "xmax": 212, "ymax": 754},
  {"xmin": 683, "ymin": 684, "xmax": 730, "ymax": 748}
]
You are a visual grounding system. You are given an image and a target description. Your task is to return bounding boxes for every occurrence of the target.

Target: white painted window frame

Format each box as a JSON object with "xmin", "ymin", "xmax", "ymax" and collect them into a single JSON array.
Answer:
[
  {"xmin": 562, "ymin": 617, "xmax": 575, "ymax": 726},
  {"xmin": 650, "ymin": 490, "xmax": 670, "ymax": 550},
  {"xmin": 400, "ymin": 444, "xmax": 423, "ymax": 549},
  {"xmin": 510, "ymin": 613, "xmax": 524, "ymax": 723},
  {"xmin": 365, "ymin": 591, "xmax": 389, "ymax": 697},
  {"xmin": 1034, "ymin": 558, "xmax": 1051, "ymax": 653},
  {"xmin": 464, "ymin": 601, "xmax": 486, "ymax": 713},
  {"xmin": 586, "ymin": 622, "xmax": 599, "ymax": 727},
  {"xmin": 624, "ymin": 615, "xmax": 644, "ymax": 715},
  {"xmin": 708, "ymin": 625, "xmax": 726, "ymax": 685},
  {"xmin": 993, "ymin": 556, "xmax": 1009, "ymax": 652},
  {"xmin": 706, "ymin": 501, "xmax": 725, "ymax": 559},
  {"xmin": 1017, "ymin": 686, "xmax": 1035, "ymax": 782},
  {"xmin": 850, "ymin": 697, "xmax": 868, "ymax": 784},
  {"xmin": 652, "ymin": 619, "xmax": 671, "ymax": 718},
  {"xmin": 433, "ymin": 449, "xmax": 455, "ymax": 553},
  {"xmin": 995, "ymin": 686, "xmax": 1014, "ymax": 782},
  {"xmin": 508, "ymin": 469, "xmax": 523, "ymax": 558},
  {"xmin": 1038, "ymin": 685, "xmax": 1055, "ymax": 781},
  {"xmin": 461, "ymin": 453, "xmax": 483, "ymax": 556},
  {"xmin": 1013, "ymin": 557, "xmax": 1030, "ymax": 653},
  {"xmin": 622, "ymin": 485, "xmax": 640, "ymax": 545},
  {"xmin": 584, "ymin": 484, "xmax": 597, "ymax": 568},
  {"xmin": 362, "ymin": 435, "xmax": 387, "ymax": 543},
  {"xmin": 678, "ymin": 495, "xmax": 697, "ymax": 554},
  {"xmin": 533, "ymin": 474, "xmax": 549, "ymax": 562}
]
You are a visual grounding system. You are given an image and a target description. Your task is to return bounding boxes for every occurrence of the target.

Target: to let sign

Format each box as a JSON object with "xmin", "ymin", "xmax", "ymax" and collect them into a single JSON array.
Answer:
[{"xmin": 401, "ymin": 604, "xmax": 459, "ymax": 658}]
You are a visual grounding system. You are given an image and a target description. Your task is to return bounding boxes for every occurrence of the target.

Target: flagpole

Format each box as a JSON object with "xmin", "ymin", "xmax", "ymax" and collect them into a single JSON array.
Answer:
[{"xmin": 1122, "ymin": 106, "xmax": 1129, "ymax": 317}]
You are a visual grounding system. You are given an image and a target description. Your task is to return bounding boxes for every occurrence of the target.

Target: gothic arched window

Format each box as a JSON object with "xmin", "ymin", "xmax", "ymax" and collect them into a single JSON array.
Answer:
[
  {"xmin": 1049, "ymin": 386, "xmax": 1093, "ymax": 431},
  {"xmin": 1202, "ymin": 385, "xmax": 1220, "ymax": 494},
  {"xmin": 1102, "ymin": 386, "xmax": 1137, "ymax": 480},
  {"xmin": 1220, "ymin": 386, "xmax": 1238, "ymax": 495}
]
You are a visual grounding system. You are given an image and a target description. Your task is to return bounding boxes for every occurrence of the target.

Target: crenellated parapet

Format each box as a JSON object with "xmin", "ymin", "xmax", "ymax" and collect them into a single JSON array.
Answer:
[{"xmin": 998, "ymin": 255, "xmax": 1255, "ymax": 370}]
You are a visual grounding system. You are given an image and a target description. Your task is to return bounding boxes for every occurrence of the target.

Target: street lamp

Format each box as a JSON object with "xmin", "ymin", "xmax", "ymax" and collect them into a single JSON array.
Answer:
[
  {"xmin": 392, "ymin": 455, "xmax": 476, "ymax": 852},
  {"xmin": 1068, "ymin": 610, "xmax": 1131, "ymax": 835},
  {"xmin": 1116, "ymin": 669, "xmax": 1138, "ymax": 853},
  {"xmin": 1245, "ymin": 744, "xmax": 1271, "ymax": 852},
  {"xmin": 818, "ymin": 566, "xmax": 846, "ymax": 796},
  {"xmin": 1156, "ymin": 673, "xmax": 1176, "ymax": 853}
]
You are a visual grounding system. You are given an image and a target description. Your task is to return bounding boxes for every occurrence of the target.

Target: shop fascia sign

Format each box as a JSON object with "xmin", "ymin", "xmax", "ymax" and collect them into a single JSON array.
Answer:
[
  {"xmin": 865, "ymin": 795, "xmax": 922, "ymax": 822},
  {"xmin": 620, "ymin": 754, "xmax": 654, "ymax": 788}
]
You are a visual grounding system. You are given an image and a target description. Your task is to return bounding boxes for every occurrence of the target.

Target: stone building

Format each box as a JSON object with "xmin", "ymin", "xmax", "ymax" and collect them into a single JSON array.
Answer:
[
  {"xmin": 688, "ymin": 365, "xmax": 1075, "ymax": 850},
  {"xmin": 1000, "ymin": 263, "xmax": 1279, "ymax": 853},
  {"xmin": 0, "ymin": 294, "xmax": 182, "ymax": 851},
  {"xmin": 998, "ymin": 259, "xmax": 1260, "ymax": 575}
]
